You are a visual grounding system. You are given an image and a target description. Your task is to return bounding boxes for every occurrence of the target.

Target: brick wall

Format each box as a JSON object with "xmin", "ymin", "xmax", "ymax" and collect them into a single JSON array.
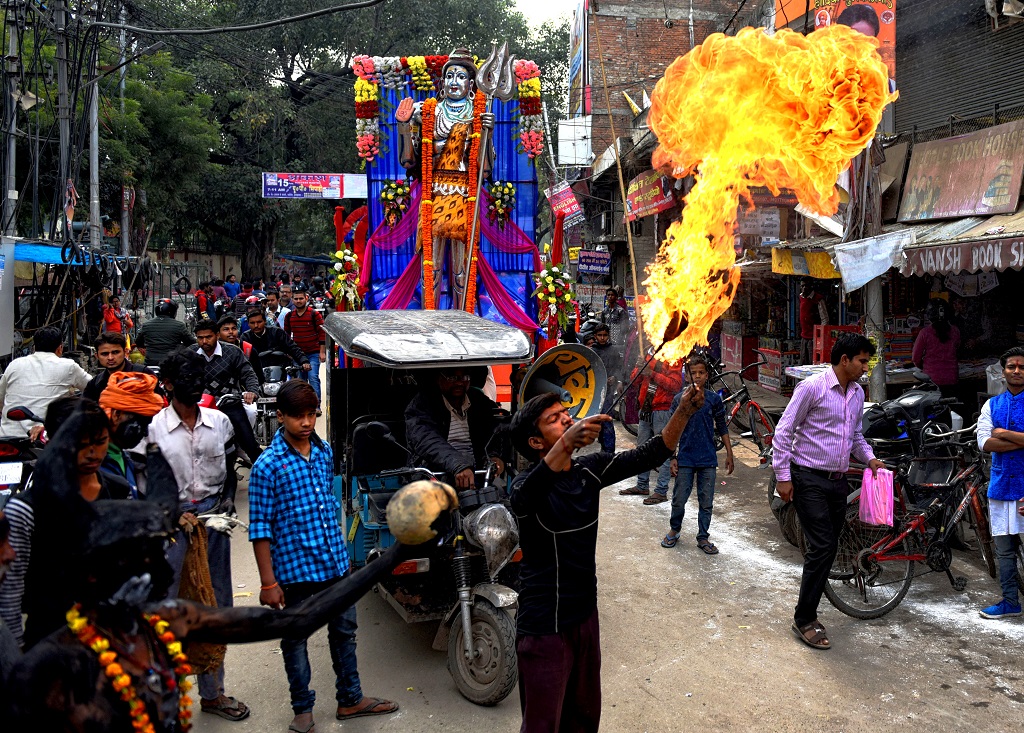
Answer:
[{"xmin": 588, "ymin": 1, "xmax": 743, "ymax": 154}]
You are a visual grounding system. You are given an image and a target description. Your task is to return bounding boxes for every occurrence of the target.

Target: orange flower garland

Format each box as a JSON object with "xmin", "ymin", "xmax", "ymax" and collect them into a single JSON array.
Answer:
[
  {"xmin": 66, "ymin": 604, "xmax": 194, "ymax": 733},
  {"xmin": 462, "ymin": 90, "xmax": 488, "ymax": 314},
  {"xmin": 420, "ymin": 98, "xmax": 437, "ymax": 309}
]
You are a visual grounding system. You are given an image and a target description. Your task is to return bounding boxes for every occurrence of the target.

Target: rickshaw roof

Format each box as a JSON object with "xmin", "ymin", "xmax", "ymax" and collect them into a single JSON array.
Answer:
[{"xmin": 323, "ymin": 310, "xmax": 533, "ymax": 368}]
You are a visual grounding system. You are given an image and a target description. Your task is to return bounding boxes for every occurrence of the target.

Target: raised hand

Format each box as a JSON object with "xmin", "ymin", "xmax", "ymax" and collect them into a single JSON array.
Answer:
[{"xmin": 396, "ymin": 97, "xmax": 415, "ymax": 123}]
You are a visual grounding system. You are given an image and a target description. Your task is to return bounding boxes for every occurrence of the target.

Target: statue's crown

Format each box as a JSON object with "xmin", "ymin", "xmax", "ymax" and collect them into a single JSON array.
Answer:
[{"xmin": 443, "ymin": 47, "xmax": 477, "ymax": 75}]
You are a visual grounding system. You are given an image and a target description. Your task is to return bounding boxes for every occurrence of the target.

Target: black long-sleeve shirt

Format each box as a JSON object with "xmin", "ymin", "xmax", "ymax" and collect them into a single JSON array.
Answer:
[
  {"xmin": 241, "ymin": 328, "xmax": 309, "ymax": 383},
  {"xmin": 509, "ymin": 435, "xmax": 673, "ymax": 636}
]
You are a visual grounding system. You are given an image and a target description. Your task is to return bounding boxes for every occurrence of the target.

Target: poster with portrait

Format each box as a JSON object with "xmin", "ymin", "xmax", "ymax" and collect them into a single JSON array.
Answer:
[{"xmin": 812, "ymin": 0, "xmax": 896, "ymax": 85}]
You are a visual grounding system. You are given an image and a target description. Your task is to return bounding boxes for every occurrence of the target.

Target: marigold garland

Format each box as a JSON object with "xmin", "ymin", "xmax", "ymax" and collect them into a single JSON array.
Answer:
[
  {"xmin": 420, "ymin": 97, "xmax": 437, "ymax": 309},
  {"xmin": 462, "ymin": 91, "xmax": 488, "ymax": 314},
  {"xmin": 66, "ymin": 604, "xmax": 194, "ymax": 733},
  {"xmin": 515, "ymin": 61, "xmax": 545, "ymax": 160}
]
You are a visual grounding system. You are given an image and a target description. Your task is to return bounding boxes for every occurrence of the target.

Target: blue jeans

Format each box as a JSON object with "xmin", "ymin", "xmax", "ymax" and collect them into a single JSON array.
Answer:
[
  {"xmin": 280, "ymin": 577, "xmax": 362, "ymax": 713},
  {"xmin": 302, "ymin": 351, "xmax": 322, "ymax": 404},
  {"xmin": 165, "ymin": 495, "xmax": 232, "ymax": 701},
  {"xmin": 669, "ymin": 466, "xmax": 716, "ymax": 540},
  {"xmin": 599, "ymin": 390, "xmax": 616, "ymax": 453},
  {"xmin": 637, "ymin": 410, "xmax": 672, "ymax": 494},
  {"xmin": 994, "ymin": 534, "xmax": 1021, "ymax": 605}
]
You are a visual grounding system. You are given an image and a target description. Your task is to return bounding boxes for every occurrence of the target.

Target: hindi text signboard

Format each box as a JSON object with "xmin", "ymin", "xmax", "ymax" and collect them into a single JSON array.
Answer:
[
  {"xmin": 577, "ymin": 250, "xmax": 612, "ymax": 275},
  {"xmin": 625, "ymin": 170, "xmax": 675, "ymax": 221},
  {"xmin": 262, "ymin": 173, "xmax": 368, "ymax": 200}
]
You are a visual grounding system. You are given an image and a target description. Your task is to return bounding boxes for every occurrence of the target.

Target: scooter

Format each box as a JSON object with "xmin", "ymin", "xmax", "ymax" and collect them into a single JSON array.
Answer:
[
  {"xmin": 862, "ymin": 369, "xmax": 962, "ymax": 458},
  {"xmin": 0, "ymin": 407, "xmax": 44, "ymax": 510}
]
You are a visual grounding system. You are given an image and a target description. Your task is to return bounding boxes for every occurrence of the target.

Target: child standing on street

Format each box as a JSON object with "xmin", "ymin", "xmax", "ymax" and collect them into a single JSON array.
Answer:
[
  {"xmin": 248, "ymin": 380, "xmax": 397, "ymax": 733},
  {"xmin": 661, "ymin": 355, "xmax": 734, "ymax": 554}
]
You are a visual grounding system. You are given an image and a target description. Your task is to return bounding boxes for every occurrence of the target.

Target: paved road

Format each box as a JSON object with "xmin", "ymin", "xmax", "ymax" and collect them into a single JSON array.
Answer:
[{"xmin": 196, "ymin": 426, "xmax": 1024, "ymax": 733}]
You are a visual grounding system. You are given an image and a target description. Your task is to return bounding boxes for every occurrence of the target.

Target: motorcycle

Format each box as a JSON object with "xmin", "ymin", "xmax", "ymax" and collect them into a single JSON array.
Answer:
[
  {"xmin": 253, "ymin": 350, "xmax": 301, "ymax": 446},
  {"xmin": 862, "ymin": 369, "xmax": 961, "ymax": 458},
  {"xmin": 311, "ymin": 293, "xmax": 331, "ymax": 319},
  {"xmin": 0, "ymin": 406, "xmax": 43, "ymax": 510}
]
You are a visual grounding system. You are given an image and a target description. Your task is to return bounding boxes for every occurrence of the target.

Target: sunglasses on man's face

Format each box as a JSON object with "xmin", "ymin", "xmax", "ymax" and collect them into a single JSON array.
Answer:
[{"xmin": 440, "ymin": 373, "xmax": 471, "ymax": 383}]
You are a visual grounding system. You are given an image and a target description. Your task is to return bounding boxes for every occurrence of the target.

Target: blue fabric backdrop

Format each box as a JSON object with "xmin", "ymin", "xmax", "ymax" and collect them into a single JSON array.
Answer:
[{"xmin": 364, "ymin": 85, "xmax": 538, "ymax": 325}]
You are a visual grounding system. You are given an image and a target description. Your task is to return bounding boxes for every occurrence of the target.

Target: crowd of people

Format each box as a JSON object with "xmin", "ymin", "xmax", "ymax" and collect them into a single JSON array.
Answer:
[{"xmin": 2, "ymin": 271, "xmax": 1023, "ymax": 733}]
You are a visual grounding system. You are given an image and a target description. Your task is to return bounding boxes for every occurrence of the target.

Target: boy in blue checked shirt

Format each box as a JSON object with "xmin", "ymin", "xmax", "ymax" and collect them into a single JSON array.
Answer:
[
  {"xmin": 660, "ymin": 355, "xmax": 734, "ymax": 554},
  {"xmin": 249, "ymin": 381, "xmax": 397, "ymax": 733}
]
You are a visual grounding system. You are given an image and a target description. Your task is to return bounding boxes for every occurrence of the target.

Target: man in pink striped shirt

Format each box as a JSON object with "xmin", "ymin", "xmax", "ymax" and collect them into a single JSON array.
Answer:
[{"xmin": 773, "ymin": 333, "xmax": 885, "ymax": 650}]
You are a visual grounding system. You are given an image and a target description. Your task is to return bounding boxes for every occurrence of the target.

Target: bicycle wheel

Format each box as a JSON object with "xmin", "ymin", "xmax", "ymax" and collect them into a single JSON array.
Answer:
[
  {"xmin": 824, "ymin": 505, "xmax": 915, "ymax": 619},
  {"xmin": 618, "ymin": 405, "xmax": 638, "ymax": 436},
  {"xmin": 728, "ymin": 400, "xmax": 749, "ymax": 433},
  {"xmin": 968, "ymin": 484, "xmax": 997, "ymax": 579},
  {"xmin": 746, "ymin": 402, "xmax": 775, "ymax": 453}
]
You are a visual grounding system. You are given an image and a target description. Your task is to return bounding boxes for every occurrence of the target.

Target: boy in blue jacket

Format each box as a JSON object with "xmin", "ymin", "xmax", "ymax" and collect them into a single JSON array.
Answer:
[{"xmin": 661, "ymin": 354, "xmax": 734, "ymax": 554}]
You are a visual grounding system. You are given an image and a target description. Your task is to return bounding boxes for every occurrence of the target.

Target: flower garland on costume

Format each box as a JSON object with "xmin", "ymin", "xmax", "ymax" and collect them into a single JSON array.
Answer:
[
  {"xmin": 462, "ymin": 90, "xmax": 488, "ymax": 314},
  {"xmin": 354, "ymin": 77, "xmax": 380, "ymax": 164},
  {"xmin": 515, "ymin": 59, "xmax": 544, "ymax": 160},
  {"xmin": 485, "ymin": 181, "xmax": 516, "ymax": 230},
  {"xmin": 531, "ymin": 263, "xmax": 575, "ymax": 338},
  {"xmin": 330, "ymin": 248, "xmax": 363, "ymax": 311},
  {"xmin": 420, "ymin": 97, "xmax": 437, "ymax": 309},
  {"xmin": 380, "ymin": 179, "xmax": 412, "ymax": 228},
  {"xmin": 66, "ymin": 604, "xmax": 194, "ymax": 733}
]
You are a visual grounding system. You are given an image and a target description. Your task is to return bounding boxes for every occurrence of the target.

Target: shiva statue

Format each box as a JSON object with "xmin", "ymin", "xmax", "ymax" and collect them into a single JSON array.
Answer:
[{"xmin": 396, "ymin": 47, "xmax": 495, "ymax": 308}]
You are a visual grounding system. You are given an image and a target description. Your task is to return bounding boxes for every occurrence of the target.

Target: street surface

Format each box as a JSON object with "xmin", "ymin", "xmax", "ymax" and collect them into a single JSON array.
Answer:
[{"xmin": 199, "ymin": 419, "xmax": 1024, "ymax": 733}]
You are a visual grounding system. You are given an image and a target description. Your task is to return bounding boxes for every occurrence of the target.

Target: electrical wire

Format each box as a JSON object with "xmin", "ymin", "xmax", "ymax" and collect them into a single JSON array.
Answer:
[{"xmin": 90, "ymin": 0, "xmax": 387, "ymax": 36}]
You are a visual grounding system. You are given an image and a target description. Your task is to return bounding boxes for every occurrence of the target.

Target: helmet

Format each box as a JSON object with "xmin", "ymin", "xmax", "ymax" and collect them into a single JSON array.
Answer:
[
  {"xmin": 245, "ymin": 295, "xmax": 261, "ymax": 305},
  {"xmin": 155, "ymin": 299, "xmax": 178, "ymax": 318},
  {"xmin": 578, "ymin": 318, "xmax": 602, "ymax": 341},
  {"xmin": 312, "ymin": 275, "xmax": 325, "ymax": 287}
]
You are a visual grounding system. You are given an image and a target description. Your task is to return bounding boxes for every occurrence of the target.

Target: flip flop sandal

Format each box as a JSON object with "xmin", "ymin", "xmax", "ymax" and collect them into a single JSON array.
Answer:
[
  {"xmin": 697, "ymin": 539, "xmax": 719, "ymax": 554},
  {"xmin": 619, "ymin": 486, "xmax": 650, "ymax": 496},
  {"xmin": 661, "ymin": 534, "xmax": 679, "ymax": 548},
  {"xmin": 288, "ymin": 717, "xmax": 316, "ymax": 733},
  {"xmin": 200, "ymin": 696, "xmax": 251, "ymax": 721},
  {"xmin": 643, "ymin": 493, "xmax": 668, "ymax": 505},
  {"xmin": 336, "ymin": 697, "xmax": 399, "ymax": 721},
  {"xmin": 792, "ymin": 621, "xmax": 831, "ymax": 650}
]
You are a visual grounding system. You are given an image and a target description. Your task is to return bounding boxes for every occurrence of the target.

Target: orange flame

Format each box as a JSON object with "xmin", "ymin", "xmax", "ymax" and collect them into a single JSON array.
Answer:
[{"xmin": 644, "ymin": 25, "xmax": 896, "ymax": 361}]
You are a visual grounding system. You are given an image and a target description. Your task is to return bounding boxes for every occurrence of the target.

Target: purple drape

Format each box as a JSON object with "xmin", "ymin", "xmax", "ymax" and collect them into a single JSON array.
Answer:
[
  {"xmin": 479, "ymin": 211, "xmax": 542, "ymax": 270},
  {"xmin": 380, "ymin": 252, "xmax": 422, "ymax": 310},
  {"xmin": 361, "ymin": 181, "xmax": 423, "ymax": 292},
  {"xmin": 477, "ymin": 256, "xmax": 540, "ymax": 333}
]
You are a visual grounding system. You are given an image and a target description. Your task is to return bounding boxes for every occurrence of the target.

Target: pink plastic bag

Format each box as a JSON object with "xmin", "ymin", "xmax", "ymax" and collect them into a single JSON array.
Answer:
[{"xmin": 859, "ymin": 467, "xmax": 894, "ymax": 526}]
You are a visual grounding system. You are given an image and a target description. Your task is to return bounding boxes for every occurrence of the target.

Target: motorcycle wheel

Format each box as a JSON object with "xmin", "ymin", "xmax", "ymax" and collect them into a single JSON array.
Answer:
[{"xmin": 446, "ymin": 598, "xmax": 518, "ymax": 706}]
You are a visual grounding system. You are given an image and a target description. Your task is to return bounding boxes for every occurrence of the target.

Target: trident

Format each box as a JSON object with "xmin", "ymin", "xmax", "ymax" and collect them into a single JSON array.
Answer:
[{"xmin": 460, "ymin": 42, "xmax": 516, "ymax": 310}]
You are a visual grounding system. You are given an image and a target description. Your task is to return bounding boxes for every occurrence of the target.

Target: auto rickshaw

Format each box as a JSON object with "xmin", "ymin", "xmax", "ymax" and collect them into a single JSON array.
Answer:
[{"xmin": 322, "ymin": 310, "xmax": 532, "ymax": 706}]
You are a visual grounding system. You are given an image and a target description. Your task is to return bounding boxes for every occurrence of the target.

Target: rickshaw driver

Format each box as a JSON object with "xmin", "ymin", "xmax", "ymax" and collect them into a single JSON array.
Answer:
[{"xmin": 405, "ymin": 367, "xmax": 504, "ymax": 489}]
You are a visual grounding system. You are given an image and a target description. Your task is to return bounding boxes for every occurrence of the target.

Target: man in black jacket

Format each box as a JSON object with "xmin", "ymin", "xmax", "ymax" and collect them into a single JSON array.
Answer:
[
  {"xmin": 241, "ymin": 309, "xmax": 311, "ymax": 382},
  {"xmin": 83, "ymin": 333, "xmax": 154, "ymax": 402},
  {"xmin": 508, "ymin": 386, "xmax": 703, "ymax": 733},
  {"xmin": 404, "ymin": 367, "xmax": 503, "ymax": 488},
  {"xmin": 191, "ymin": 320, "xmax": 262, "ymax": 462}
]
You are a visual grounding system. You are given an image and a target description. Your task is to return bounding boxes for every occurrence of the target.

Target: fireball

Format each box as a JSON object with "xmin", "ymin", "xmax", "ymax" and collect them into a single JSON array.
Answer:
[{"xmin": 644, "ymin": 25, "xmax": 896, "ymax": 361}]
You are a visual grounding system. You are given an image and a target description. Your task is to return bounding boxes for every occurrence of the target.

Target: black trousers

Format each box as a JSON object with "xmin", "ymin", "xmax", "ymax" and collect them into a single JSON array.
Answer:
[
  {"xmin": 219, "ymin": 399, "xmax": 262, "ymax": 462},
  {"xmin": 517, "ymin": 608, "xmax": 601, "ymax": 733},
  {"xmin": 791, "ymin": 466, "xmax": 848, "ymax": 627}
]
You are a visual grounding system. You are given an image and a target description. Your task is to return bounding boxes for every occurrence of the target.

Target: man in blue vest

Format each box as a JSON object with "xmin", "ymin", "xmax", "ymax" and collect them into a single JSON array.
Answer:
[{"xmin": 977, "ymin": 346, "xmax": 1024, "ymax": 619}]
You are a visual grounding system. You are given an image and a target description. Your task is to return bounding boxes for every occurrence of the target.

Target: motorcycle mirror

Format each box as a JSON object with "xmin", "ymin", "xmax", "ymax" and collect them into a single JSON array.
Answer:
[
  {"xmin": 7, "ymin": 406, "xmax": 41, "ymax": 422},
  {"xmin": 365, "ymin": 421, "xmax": 411, "ymax": 455}
]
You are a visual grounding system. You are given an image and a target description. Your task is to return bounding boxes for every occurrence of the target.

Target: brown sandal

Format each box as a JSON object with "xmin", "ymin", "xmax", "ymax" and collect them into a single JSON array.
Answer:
[
  {"xmin": 643, "ymin": 493, "xmax": 668, "ymax": 505},
  {"xmin": 336, "ymin": 696, "xmax": 398, "ymax": 721},
  {"xmin": 619, "ymin": 486, "xmax": 649, "ymax": 496},
  {"xmin": 792, "ymin": 621, "xmax": 831, "ymax": 650}
]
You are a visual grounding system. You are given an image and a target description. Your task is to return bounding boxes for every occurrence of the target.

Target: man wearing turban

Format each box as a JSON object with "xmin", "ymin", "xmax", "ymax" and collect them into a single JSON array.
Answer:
[{"xmin": 98, "ymin": 371, "xmax": 165, "ymax": 498}]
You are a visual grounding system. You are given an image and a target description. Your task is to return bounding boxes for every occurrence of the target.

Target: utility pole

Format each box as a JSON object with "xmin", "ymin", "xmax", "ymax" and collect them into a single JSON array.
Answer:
[
  {"xmin": 54, "ymin": 0, "xmax": 71, "ymax": 240},
  {"xmin": 119, "ymin": 4, "xmax": 129, "ymax": 256},
  {"xmin": 3, "ymin": 14, "xmax": 18, "ymax": 237},
  {"xmin": 88, "ymin": 5, "xmax": 102, "ymax": 249}
]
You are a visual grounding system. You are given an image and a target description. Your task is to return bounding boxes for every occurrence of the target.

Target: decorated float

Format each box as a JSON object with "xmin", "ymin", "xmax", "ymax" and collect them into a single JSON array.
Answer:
[{"xmin": 346, "ymin": 45, "xmax": 546, "ymax": 333}]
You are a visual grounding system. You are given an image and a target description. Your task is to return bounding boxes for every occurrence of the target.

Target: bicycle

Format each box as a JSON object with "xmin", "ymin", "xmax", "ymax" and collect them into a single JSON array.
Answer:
[
  {"xmin": 708, "ymin": 352, "xmax": 775, "ymax": 456},
  {"xmin": 824, "ymin": 425, "xmax": 994, "ymax": 619}
]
